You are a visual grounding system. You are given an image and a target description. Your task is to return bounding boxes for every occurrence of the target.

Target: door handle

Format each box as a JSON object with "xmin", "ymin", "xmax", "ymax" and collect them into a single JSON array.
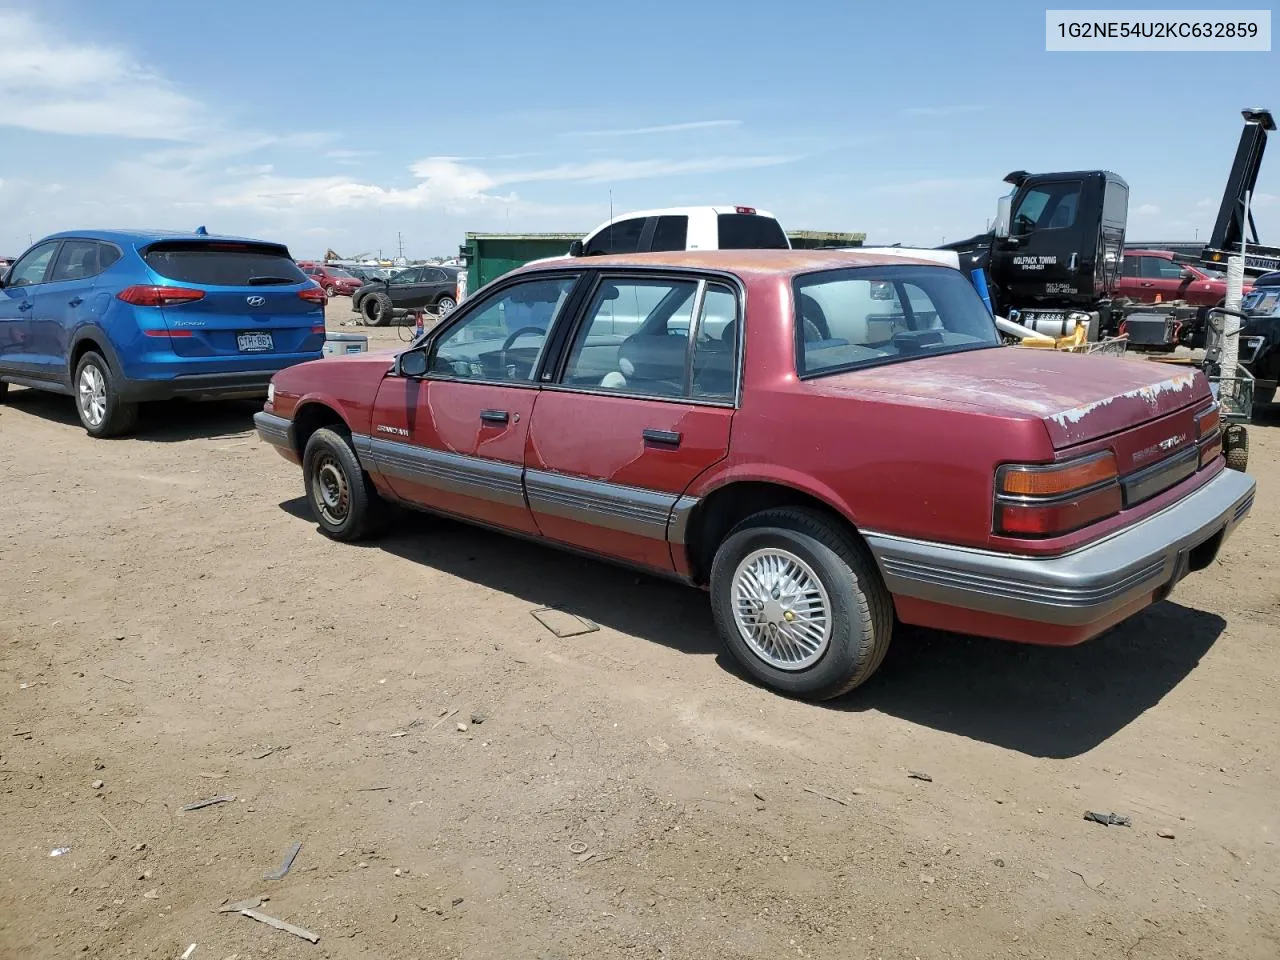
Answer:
[
  {"xmin": 643, "ymin": 428, "xmax": 682, "ymax": 447},
  {"xmin": 69, "ymin": 297, "xmax": 83, "ymax": 307},
  {"xmin": 1067, "ymin": 253, "xmax": 1078, "ymax": 272},
  {"xmin": 1141, "ymin": 282, "xmax": 1155, "ymax": 287},
  {"xmin": 480, "ymin": 409, "xmax": 509, "ymax": 424},
  {"xmin": 17, "ymin": 301, "xmax": 33, "ymax": 311}
]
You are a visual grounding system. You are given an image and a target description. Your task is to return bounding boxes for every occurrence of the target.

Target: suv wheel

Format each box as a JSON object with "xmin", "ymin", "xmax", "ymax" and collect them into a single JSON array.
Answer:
[
  {"xmin": 74, "ymin": 351, "xmax": 138, "ymax": 438},
  {"xmin": 435, "ymin": 296, "xmax": 457, "ymax": 317},
  {"xmin": 303, "ymin": 427, "xmax": 385, "ymax": 541},
  {"xmin": 709, "ymin": 507, "xmax": 893, "ymax": 700},
  {"xmin": 362, "ymin": 291, "xmax": 393, "ymax": 326}
]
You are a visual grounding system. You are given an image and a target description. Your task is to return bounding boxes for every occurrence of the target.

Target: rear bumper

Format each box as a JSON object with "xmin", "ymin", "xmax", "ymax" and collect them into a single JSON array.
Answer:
[
  {"xmin": 121, "ymin": 370, "xmax": 276, "ymax": 402},
  {"xmin": 866, "ymin": 466, "xmax": 1255, "ymax": 633}
]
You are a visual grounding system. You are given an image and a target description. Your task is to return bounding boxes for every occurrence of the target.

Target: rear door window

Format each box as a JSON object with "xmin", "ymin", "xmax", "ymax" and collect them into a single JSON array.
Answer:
[
  {"xmin": 650, "ymin": 216, "xmax": 689, "ymax": 252},
  {"xmin": 144, "ymin": 242, "xmax": 307, "ymax": 286},
  {"xmin": 716, "ymin": 214, "xmax": 788, "ymax": 250},
  {"xmin": 50, "ymin": 239, "xmax": 109, "ymax": 282},
  {"xmin": 584, "ymin": 218, "xmax": 646, "ymax": 256}
]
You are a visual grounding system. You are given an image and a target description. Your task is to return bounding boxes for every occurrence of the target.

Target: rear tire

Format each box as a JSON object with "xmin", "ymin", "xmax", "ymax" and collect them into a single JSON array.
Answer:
[
  {"xmin": 325, "ymin": 285, "xmax": 337, "ymax": 298},
  {"xmin": 435, "ymin": 295, "xmax": 457, "ymax": 317},
  {"xmin": 303, "ymin": 427, "xmax": 385, "ymax": 541},
  {"xmin": 74, "ymin": 351, "xmax": 138, "ymax": 438},
  {"xmin": 709, "ymin": 507, "xmax": 893, "ymax": 700},
  {"xmin": 1224, "ymin": 424, "xmax": 1249, "ymax": 472},
  {"xmin": 362, "ymin": 291, "xmax": 393, "ymax": 326}
]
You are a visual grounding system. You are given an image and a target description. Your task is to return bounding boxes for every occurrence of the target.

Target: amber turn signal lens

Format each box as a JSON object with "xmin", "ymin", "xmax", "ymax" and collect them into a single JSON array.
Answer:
[
  {"xmin": 1196, "ymin": 404, "xmax": 1220, "ymax": 439},
  {"xmin": 998, "ymin": 452, "xmax": 1117, "ymax": 497}
]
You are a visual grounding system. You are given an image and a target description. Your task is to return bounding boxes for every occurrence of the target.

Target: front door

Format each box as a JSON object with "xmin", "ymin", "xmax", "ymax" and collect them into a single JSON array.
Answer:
[
  {"xmin": 526, "ymin": 274, "xmax": 738, "ymax": 571},
  {"xmin": 367, "ymin": 274, "xmax": 584, "ymax": 535},
  {"xmin": 0, "ymin": 240, "xmax": 60, "ymax": 378},
  {"xmin": 994, "ymin": 178, "xmax": 1085, "ymax": 304}
]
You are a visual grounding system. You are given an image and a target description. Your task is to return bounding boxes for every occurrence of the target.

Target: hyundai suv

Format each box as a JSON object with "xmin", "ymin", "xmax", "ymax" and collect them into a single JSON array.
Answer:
[{"xmin": 0, "ymin": 230, "xmax": 326, "ymax": 437}]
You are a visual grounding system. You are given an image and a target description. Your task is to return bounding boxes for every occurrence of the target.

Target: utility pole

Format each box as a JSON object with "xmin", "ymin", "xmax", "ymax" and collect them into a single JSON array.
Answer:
[{"xmin": 398, "ymin": 232, "xmax": 404, "ymax": 260}]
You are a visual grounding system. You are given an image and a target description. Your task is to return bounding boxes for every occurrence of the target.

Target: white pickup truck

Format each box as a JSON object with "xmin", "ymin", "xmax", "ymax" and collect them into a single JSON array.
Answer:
[{"xmin": 456, "ymin": 206, "xmax": 788, "ymax": 303}]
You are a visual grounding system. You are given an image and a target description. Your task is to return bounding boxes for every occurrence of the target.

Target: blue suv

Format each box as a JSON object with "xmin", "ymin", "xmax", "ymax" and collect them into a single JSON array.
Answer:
[{"xmin": 0, "ymin": 229, "xmax": 326, "ymax": 437}]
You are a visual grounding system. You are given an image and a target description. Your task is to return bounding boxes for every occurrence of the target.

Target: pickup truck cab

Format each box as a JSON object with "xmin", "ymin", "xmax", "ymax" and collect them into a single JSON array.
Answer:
[{"xmin": 257, "ymin": 250, "xmax": 1253, "ymax": 700}]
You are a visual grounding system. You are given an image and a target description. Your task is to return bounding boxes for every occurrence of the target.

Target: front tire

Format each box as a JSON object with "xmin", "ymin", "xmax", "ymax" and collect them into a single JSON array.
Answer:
[
  {"xmin": 325, "ymin": 285, "xmax": 337, "ymax": 298},
  {"xmin": 302, "ymin": 427, "xmax": 385, "ymax": 541},
  {"xmin": 709, "ymin": 507, "xmax": 893, "ymax": 700},
  {"xmin": 74, "ymin": 351, "xmax": 138, "ymax": 438},
  {"xmin": 362, "ymin": 291, "xmax": 393, "ymax": 326}
]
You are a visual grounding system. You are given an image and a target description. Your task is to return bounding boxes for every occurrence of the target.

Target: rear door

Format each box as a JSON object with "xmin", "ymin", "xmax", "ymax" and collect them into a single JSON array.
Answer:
[
  {"xmin": 1118, "ymin": 254, "xmax": 1145, "ymax": 300},
  {"xmin": 526, "ymin": 274, "xmax": 738, "ymax": 571},
  {"xmin": 142, "ymin": 240, "xmax": 323, "ymax": 360},
  {"xmin": 1140, "ymin": 255, "xmax": 1187, "ymax": 303},
  {"xmin": 368, "ymin": 273, "xmax": 584, "ymax": 534},
  {"xmin": 385, "ymin": 267, "xmax": 430, "ymax": 308}
]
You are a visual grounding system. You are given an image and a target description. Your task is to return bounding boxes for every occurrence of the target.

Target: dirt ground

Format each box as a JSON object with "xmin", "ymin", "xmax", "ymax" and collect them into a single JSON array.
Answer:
[{"xmin": 2, "ymin": 297, "xmax": 1278, "ymax": 960}]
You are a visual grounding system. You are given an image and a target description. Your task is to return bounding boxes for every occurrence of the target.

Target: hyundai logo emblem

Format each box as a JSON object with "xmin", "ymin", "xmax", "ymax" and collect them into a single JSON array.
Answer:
[{"xmin": 246, "ymin": 295, "xmax": 266, "ymax": 307}]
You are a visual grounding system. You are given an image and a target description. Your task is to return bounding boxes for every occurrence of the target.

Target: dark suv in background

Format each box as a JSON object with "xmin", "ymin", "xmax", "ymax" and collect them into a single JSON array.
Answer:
[{"xmin": 353, "ymin": 264, "xmax": 460, "ymax": 325}]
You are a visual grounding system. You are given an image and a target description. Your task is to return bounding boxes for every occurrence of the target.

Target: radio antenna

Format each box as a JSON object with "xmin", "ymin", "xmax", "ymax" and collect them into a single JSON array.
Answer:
[{"xmin": 608, "ymin": 189, "xmax": 614, "ymax": 252}]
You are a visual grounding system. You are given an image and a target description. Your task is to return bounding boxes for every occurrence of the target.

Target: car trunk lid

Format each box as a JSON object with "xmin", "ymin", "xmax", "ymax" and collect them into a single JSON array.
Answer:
[
  {"xmin": 142, "ymin": 239, "xmax": 322, "ymax": 358},
  {"xmin": 817, "ymin": 347, "xmax": 1211, "ymax": 457}
]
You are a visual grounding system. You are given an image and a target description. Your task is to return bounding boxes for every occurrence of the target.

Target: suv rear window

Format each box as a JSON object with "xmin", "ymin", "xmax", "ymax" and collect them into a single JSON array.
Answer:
[
  {"xmin": 144, "ymin": 242, "xmax": 307, "ymax": 286},
  {"xmin": 717, "ymin": 214, "xmax": 789, "ymax": 250}
]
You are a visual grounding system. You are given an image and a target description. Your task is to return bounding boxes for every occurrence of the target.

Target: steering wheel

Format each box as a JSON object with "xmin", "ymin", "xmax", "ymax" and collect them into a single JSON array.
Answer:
[{"xmin": 502, "ymin": 326, "xmax": 546, "ymax": 352}]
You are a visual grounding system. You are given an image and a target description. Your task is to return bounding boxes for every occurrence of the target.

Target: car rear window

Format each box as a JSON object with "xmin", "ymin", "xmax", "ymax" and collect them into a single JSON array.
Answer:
[
  {"xmin": 143, "ymin": 242, "xmax": 308, "ymax": 286},
  {"xmin": 794, "ymin": 265, "xmax": 1000, "ymax": 378},
  {"xmin": 717, "ymin": 214, "xmax": 789, "ymax": 250}
]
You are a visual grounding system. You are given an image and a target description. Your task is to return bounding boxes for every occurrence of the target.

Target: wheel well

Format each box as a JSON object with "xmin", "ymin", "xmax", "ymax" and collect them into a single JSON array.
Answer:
[
  {"xmin": 69, "ymin": 337, "xmax": 106, "ymax": 376},
  {"xmin": 291, "ymin": 402, "xmax": 349, "ymax": 457},
  {"xmin": 683, "ymin": 481, "xmax": 862, "ymax": 585}
]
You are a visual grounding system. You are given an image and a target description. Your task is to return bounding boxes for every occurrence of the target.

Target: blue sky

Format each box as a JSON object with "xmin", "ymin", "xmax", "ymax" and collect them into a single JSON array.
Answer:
[{"xmin": 0, "ymin": 0, "xmax": 1275, "ymax": 259}]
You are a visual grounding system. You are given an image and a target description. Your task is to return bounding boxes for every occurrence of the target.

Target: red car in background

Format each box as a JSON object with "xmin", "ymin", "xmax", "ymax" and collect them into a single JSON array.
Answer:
[
  {"xmin": 298, "ymin": 262, "xmax": 363, "ymax": 297},
  {"xmin": 1119, "ymin": 250, "xmax": 1251, "ymax": 307}
]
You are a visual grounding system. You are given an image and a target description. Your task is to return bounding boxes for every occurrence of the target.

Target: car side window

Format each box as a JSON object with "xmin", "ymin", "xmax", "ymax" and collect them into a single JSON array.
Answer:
[
  {"xmin": 1121, "ymin": 255, "xmax": 1140, "ymax": 277},
  {"xmin": 50, "ymin": 240, "xmax": 108, "ymax": 282},
  {"xmin": 390, "ymin": 268, "xmax": 419, "ymax": 285},
  {"xmin": 584, "ymin": 218, "xmax": 645, "ymax": 256},
  {"xmin": 1011, "ymin": 181, "xmax": 1081, "ymax": 234},
  {"xmin": 650, "ymin": 216, "xmax": 689, "ymax": 252},
  {"xmin": 429, "ymin": 276, "xmax": 578, "ymax": 383},
  {"xmin": 5, "ymin": 241, "xmax": 60, "ymax": 287},
  {"xmin": 1140, "ymin": 256, "xmax": 1181, "ymax": 279},
  {"xmin": 421, "ymin": 268, "xmax": 445, "ymax": 283},
  {"xmin": 691, "ymin": 283, "xmax": 740, "ymax": 401},
  {"xmin": 561, "ymin": 277, "xmax": 699, "ymax": 397}
]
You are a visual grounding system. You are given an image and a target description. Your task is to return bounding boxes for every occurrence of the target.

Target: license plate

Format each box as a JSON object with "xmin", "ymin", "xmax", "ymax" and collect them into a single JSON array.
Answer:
[{"xmin": 237, "ymin": 332, "xmax": 273, "ymax": 352}]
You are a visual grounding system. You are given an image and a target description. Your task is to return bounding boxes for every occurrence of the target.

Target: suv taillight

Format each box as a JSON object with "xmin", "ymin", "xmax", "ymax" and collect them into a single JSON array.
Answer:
[
  {"xmin": 994, "ymin": 451, "xmax": 1121, "ymax": 537},
  {"xmin": 117, "ymin": 285, "xmax": 205, "ymax": 307},
  {"xmin": 299, "ymin": 286, "xmax": 327, "ymax": 304}
]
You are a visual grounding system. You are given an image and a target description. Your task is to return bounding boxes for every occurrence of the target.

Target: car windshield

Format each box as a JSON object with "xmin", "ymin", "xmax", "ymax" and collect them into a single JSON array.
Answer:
[
  {"xmin": 1243, "ymin": 287, "xmax": 1280, "ymax": 315},
  {"xmin": 329, "ymin": 268, "xmax": 357, "ymax": 279},
  {"xmin": 794, "ymin": 265, "xmax": 1000, "ymax": 378}
]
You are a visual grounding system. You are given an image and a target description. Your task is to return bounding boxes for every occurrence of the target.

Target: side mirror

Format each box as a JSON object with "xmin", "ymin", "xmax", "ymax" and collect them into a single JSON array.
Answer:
[
  {"xmin": 993, "ymin": 194, "xmax": 1012, "ymax": 239},
  {"xmin": 399, "ymin": 349, "xmax": 428, "ymax": 378},
  {"xmin": 568, "ymin": 239, "xmax": 584, "ymax": 257},
  {"xmin": 1180, "ymin": 268, "xmax": 1195, "ymax": 280}
]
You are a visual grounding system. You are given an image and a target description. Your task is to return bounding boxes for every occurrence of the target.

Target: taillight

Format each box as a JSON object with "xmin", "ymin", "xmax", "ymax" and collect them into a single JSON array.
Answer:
[
  {"xmin": 735, "ymin": 206, "xmax": 757, "ymax": 215},
  {"xmin": 994, "ymin": 451, "xmax": 1121, "ymax": 537},
  {"xmin": 311, "ymin": 324, "xmax": 326, "ymax": 334},
  {"xmin": 1197, "ymin": 404, "xmax": 1222, "ymax": 466},
  {"xmin": 117, "ymin": 285, "xmax": 205, "ymax": 307},
  {"xmin": 142, "ymin": 328, "xmax": 193, "ymax": 338},
  {"xmin": 299, "ymin": 286, "xmax": 327, "ymax": 304}
]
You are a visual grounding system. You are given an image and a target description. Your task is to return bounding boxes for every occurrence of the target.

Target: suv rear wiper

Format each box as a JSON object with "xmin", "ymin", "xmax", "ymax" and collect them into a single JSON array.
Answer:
[{"xmin": 246, "ymin": 275, "xmax": 296, "ymax": 286}]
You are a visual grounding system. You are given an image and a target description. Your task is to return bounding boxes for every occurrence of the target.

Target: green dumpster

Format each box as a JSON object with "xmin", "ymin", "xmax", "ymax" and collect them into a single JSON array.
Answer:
[{"xmin": 458, "ymin": 233, "xmax": 582, "ymax": 300}]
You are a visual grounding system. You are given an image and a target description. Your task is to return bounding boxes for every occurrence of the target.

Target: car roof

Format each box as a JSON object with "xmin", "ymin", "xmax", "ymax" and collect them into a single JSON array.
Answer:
[
  {"xmin": 40, "ymin": 229, "xmax": 283, "ymax": 247},
  {"xmin": 1124, "ymin": 249, "xmax": 1176, "ymax": 257},
  {"xmin": 514, "ymin": 248, "xmax": 944, "ymax": 279},
  {"xmin": 1255, "ymin": 270, "xmax": 1280, "ymax": 287}
]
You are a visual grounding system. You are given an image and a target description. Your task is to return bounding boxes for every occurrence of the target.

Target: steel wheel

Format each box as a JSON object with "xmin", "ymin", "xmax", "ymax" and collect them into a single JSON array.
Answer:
[
  {"xmin": 312, "ymin": 452, "xmax": 351, "ymax": 525},
  {"xmin": 77, "ymin": 363, "xmax": 107, "ymax": 428},
  {"xmin": 731, "ymin": 547, "xmax": 832, "ymax": 670}
]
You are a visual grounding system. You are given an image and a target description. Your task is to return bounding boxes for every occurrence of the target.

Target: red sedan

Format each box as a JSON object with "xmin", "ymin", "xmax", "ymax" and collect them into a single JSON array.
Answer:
[
  {"xmin": 255, "ymin": 251, "xmax": 1254, "ymax": 699},
  {"xmin": 1119, "ymin": 249, "xmax": 1251, "ymax": 307},
  {"xmin": 298, "ymin": 262, "xmax": 362, "ymax": 297}
]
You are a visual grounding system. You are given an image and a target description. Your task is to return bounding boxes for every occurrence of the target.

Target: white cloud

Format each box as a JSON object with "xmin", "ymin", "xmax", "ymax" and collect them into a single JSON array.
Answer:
[
  {"xmin": 1134, "ymin": 203, "xmax": 1161, "ymax": 216},
  {"xmin": 563, "ymin": 120, "xmax": 742, "ymax": 138},
  {"xmin": 0, "ymin": 9, "xmax": 204, "ymax": 140}
]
